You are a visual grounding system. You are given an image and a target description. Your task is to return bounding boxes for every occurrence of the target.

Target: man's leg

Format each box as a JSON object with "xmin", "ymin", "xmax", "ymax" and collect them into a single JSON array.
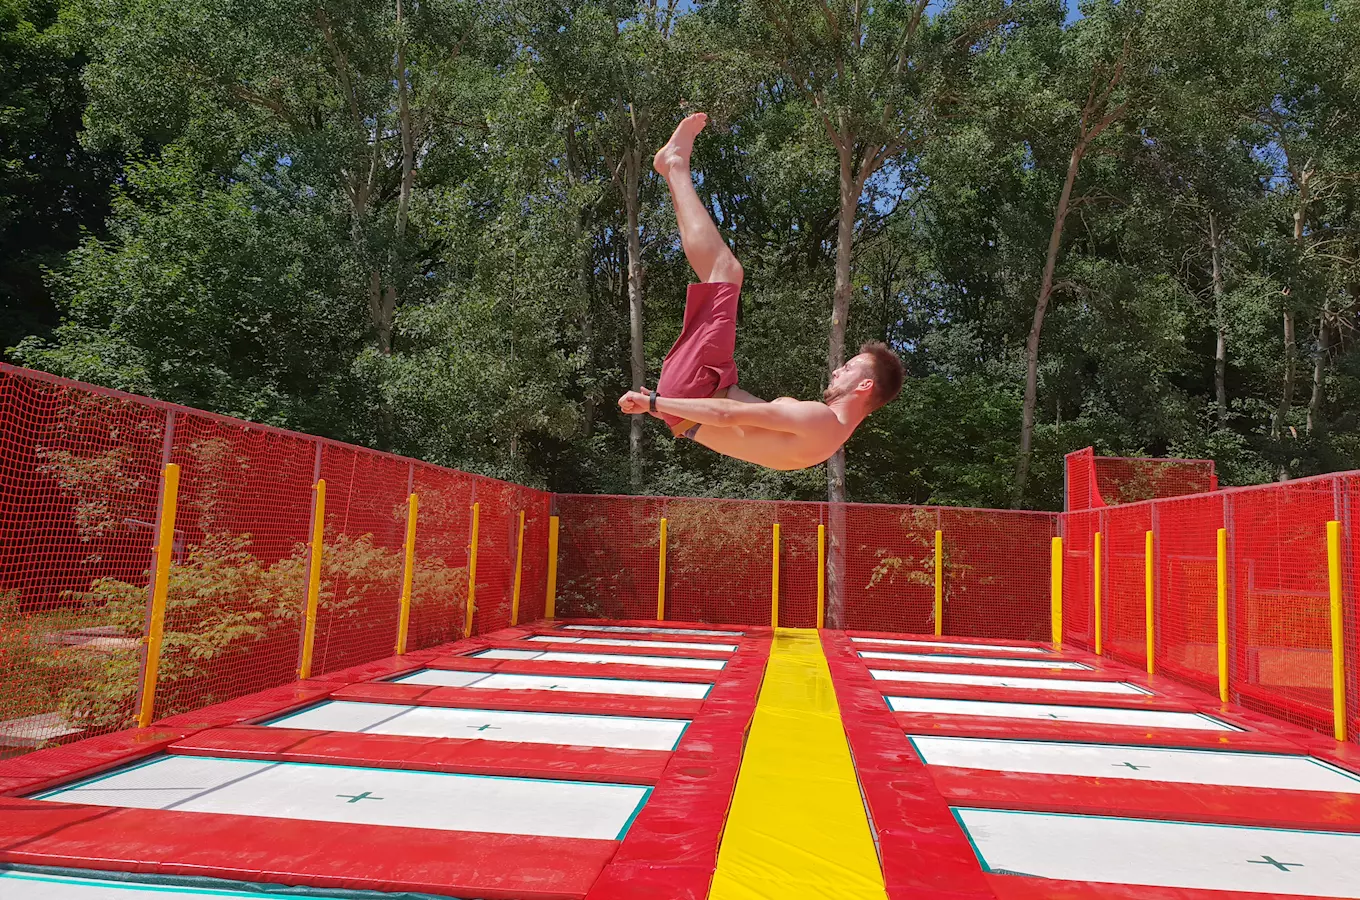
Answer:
[{"xmin": 654, "ymin": 113, "xmax": 744, "ymax": 287}]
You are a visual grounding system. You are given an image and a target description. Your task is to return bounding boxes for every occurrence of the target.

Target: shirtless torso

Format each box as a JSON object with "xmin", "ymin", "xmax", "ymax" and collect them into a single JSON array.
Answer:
[{"xmin": 617, "ymin": 111, "xmax": 902, "ymax": 472}]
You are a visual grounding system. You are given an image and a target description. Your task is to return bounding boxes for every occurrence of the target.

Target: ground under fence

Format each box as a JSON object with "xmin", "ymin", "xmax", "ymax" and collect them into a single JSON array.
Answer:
[{"xmin": 1, "ymin": 361, "xmax": 1357, "ymax": 756}]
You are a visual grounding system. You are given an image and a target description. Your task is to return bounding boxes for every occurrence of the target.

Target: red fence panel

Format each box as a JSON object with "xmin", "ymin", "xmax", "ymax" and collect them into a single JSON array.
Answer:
[
  {"xmin": 1229, "ymin": 477, "xmax": 1337, "ymax": 733},
  {"xmin": 0, "ymin": 371, "xmax": 166, "ymax": 753},
  {"xmin": 408, "ymin": 463, "xmax": 474, "ymax": 651},
  {"xmin": 554, "ymin": 495, "xmax": 664, "ymax": 621},
  {"xmin": 1062, "ymin": 509, "xmax": 1095, "ymax": 650},
  {"xmin": 1103, "ymin": 503, "xmax": 1152, "ymax": 668},
  {"xmin": 1155, "ymin": 492, "xmax": 1224, "ymax": 692}
]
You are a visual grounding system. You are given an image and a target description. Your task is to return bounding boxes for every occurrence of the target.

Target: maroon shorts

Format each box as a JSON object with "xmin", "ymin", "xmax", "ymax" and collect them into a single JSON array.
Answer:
[{"xmin": 656, "ymin": 282, "xmax": 740, "ymax": 437}]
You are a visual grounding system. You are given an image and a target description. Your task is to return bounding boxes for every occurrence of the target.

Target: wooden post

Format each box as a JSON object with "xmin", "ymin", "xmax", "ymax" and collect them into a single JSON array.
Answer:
[
  {"xmin": 1145, "ymin": 529, "xmax": 1155, "ymax": 675},
  {"xmin": 1328, "ymin": 520, "xmax": 1347, "ymax": 741},
  {"xmin": 544, "ymin": 515, "xmax": 560, "ymax": 619},
  {"xmin": 771, "ymin": 523, "xmax": 781, "ymax": 628},
  {"xmin": 816, "ymin": 524, "xmax": 826, "ymax": 629},
  {"xmin": 1216, "ymin": 526, "xmax": 1228, "ymax": 704},
  {"xmin": 1093, "ymin": 531, "xmax": 1103, "ymax": 656},
  {"xmin": 1050, "ymin": 536, "xmax": 1063, "ymax": 648},
  {"xmin": 464, "ymin": 502, "xmax": 480, "ymax": 638},
  {"xmin": 510, "ymin": 510, "xmax": 526, "ymax": 626},
  {"xmin": 933, "ymin": 529, "xmax": 944, "ymax": 637},
  {"xmin": 657, "ymin": 516, "xmax": 668, "ymax": 621}
]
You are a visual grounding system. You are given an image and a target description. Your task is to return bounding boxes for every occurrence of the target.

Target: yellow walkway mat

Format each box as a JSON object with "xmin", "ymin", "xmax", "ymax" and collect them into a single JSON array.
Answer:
[{"xmin": 710, "ymin": 629, "xmax": 887, "ymax": 899}]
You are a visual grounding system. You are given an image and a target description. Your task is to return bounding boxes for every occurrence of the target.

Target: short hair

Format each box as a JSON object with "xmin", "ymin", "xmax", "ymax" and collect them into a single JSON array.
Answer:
[{"xmin": 858, "ymin": 341, "xmax": 905, "ymax": 411}]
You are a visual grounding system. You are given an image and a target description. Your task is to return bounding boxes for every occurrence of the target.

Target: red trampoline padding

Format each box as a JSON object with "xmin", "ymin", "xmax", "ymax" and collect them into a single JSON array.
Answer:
[
  {"xmin": 926, "ymin": 768, "xmax": 1360, "ymax": 831},
  {"xmin": 846, "ymin": 630, "xmax": 1053, "ymax": 652},
  {"xmin": 0, "ymin": 798, "xmax": 615, "ymax": 900},
  {"xmin": 424, "ymin": 655, "xmax": 719, "ymax": 685},
  {"xmin": 557, "ymin": 617, "xmax": 753, "ymax": 636},
  {"xmin": 891, "ymin": 713, "xmax": 1304, "ymax": 752},
  {"xmin": 859, "ymin": 656, "xmax": 1131, "ymax": 681},
  {"xmin": 169, "ymin": 725, "xmax": 670, "ymax": 785},
  {"xmin": 525, "ymin": 626, "xmax": 752, "ymax": 648},
  {"xmin": 304, "ymin": 649, "xmax": 445, "ymax": 684},
  {"xmin": 477, "ymin": 639, "xmax": 732, "ymax": 661},
  {"xmin": 151, "ymin": 682, "xmax": 338, "ymax": 731},
  {"xmin": 328, "ymin": 682, "xmax": 701, "ymax": 720},
  {"xmin": 985, "ymin": 872, "xmax": 1345, "ymax": 900},
  {"xmin": 874, "ymin": 684, "xmax": 1200, "ymax": 712},
  {"xmin": 820, "ymin": 631, "xmax": 996, "ymax": 900},
  {"xmin": 0, "ymin": 728, "xmax": 188, "ymax": 798},
  {"xmin": 587, "ymin": 639, "xmax": 771, "ymax": 899}
]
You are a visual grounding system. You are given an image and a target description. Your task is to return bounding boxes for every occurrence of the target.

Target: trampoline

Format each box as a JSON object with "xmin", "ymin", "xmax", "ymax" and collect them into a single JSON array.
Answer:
[
  {"xmin": 472, "ymin": 648, "xmax": 726, "ymax": 669},
  {"xmin": 33, "ymin": 755, "xmax": 650, "ymax": 840},
  {"xmin": 0, "ymin": 872, "xmax": 357, "ymax": 900},
  {"xmin": 870, "ymin": 669, "xmax": 1150, "ymax": 695},
  {"xmin": 954, "ymin": 807, "xmax": 1360, "ymax": 896},
  {"xmin": 911, "ymin": 736, "xmax": 1360, "ymax": 792},
  {"xmin": 851, "ymin": 637, "xmax": 1049, "ymax": 654},
  {"xmin": 886, "ymin": 696, "xmax": 1236, "ymax": 730},
  {"xmin": 859, "ymin": 650, "xmax": 1091, "ymax": 670},
  {"xmin": 560, "ymin": 625, "xmax": 742, "ymax": 636},
  {"xmin": 526, "ymin": 635, "xmax": 739, "ymax": 652},
  {"xmin": 391, "ymin": 669, "xmax": 713, "ymax": 699},
  {"xmin": 265, "ymin": 700, "xmax": 689, "ymax": 750}
]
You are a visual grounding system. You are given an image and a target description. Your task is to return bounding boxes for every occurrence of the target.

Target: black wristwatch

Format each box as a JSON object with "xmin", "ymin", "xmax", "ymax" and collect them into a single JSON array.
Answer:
[{"xmin": 649, "ymin": 389, "xmax": 658, "ymax": 413}]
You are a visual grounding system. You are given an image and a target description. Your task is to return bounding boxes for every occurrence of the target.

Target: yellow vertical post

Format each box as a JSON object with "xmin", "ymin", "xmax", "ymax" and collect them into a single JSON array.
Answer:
[
  {"xmin": 464, "ymin": 502, "xmax": 480, "ymax": 639},
  {"xmin": 510, "ymin": 510, "xmax": 527, "ymax": 626},
  {"xmin": 657, "ymin": 517, "xmax": 668, "ymax": 621},
  {"xmin": 1216, "ymin": 526, "xmax": 1229, "ymax": 704},
  {"xmin": 1093, "ymin": 531, "xmax": 1103, "ymax": 656},
  {"xmin": 137, "ymin": 463, "xmax": 181, "ymax": 728},
  {"xmin": 934, "ymin": 530, "xmax": 944, "ymax": 637},
  {"xmin": 298, "ymin": 478, "xmax": 326, "ymax": 680},
  {"xmin": 1327, "ymin": 519, "xmax": 1347, "ymax": 742},
  {"xmin": 394, "ymin": 493, "xmax": 418, "ymax": 655},
  {"xmin": 1145, "ymin": 529, "xmax": 1155, "ymax": 675},
  {"xmin": 1050, "ymin": 536, "xmax": 1063, "ymax": 648},
  {"xmin": 544, "ymin": 515, "xmax": 560, "ymax": 619},
  {"xmin": 771, "ymin": 523, "xmax": 781, "ymax": 628},
  {"xmin": 816, "ymin": 524, "xmax": 826, "ymax": 629}
]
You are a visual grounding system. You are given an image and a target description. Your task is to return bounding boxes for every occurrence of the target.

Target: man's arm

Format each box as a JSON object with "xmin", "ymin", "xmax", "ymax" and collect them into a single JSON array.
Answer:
[{"xmin": 619, "ymin": 390, "xmax": 833, "ymax": 435}]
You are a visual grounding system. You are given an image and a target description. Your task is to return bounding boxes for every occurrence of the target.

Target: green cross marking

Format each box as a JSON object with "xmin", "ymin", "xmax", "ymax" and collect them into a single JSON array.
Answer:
[
  {"xmin": 1248, "ymin": 856, "xmax": 1303, "ymax": 872},
  {"xmin": 1113, "ymin": 762, "xmax": 1151, "ymax": 770},
  {"xmin": 468, "ymin": 723, "xmax": 501, "ymax": 732},
  {"xmin": 336, "ymin": 792, "xmax": 383, "ymax": 803},
  {"xmin": 1044, "ymin": 713, "xmax": 1067, "ymax": 719}
]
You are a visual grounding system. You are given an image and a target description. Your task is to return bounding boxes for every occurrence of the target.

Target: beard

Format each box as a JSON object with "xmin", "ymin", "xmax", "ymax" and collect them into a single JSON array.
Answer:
[{"xmin": 823, "ymin": 381, "xmax": 853, "ymax": 404}]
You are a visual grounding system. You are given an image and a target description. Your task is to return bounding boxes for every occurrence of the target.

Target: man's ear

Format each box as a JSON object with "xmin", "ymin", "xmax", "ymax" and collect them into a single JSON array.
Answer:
[{"xmin": 856, "ymin": 377, "xmax": 875, "ymax": 396}]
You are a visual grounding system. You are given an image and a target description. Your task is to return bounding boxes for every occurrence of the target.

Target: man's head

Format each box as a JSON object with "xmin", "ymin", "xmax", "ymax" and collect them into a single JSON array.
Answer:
[{"xmin": 823, "ymin": 341, "xmax": 905, "ymax": 412}]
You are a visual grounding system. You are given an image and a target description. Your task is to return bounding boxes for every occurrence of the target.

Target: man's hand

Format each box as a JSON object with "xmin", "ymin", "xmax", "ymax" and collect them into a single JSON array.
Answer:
[{"xmin": 618, "ymin": 389, "xmax": 651, "ymax": 415}]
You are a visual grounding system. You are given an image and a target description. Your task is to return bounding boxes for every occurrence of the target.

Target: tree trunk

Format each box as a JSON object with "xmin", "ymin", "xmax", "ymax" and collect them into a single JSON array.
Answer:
[
  {"xmin": 1014, "ymin": 141, "xmax": 1086, "ymax": 507},
  {"xmin": 1209, "ymin": 211, "xmax": 1228, "ymax": 426},
  {"xmin": 624, "ymin": 146, "xmax": 646, "ymax": 491},
  {"xmin": 565, "ymin": 127, "xmax": 597, "ymax": 437},
  {"xmin": 1273, "ymin": 170, "xmax": 1312, "ymax": 447},
  {"xmin": 1307, "ymin": 302, "xmax": 1328, "ymax": 436},
  {"xmin": 827, "ymin": 143, "xmax": 856, "ymax": 507}
]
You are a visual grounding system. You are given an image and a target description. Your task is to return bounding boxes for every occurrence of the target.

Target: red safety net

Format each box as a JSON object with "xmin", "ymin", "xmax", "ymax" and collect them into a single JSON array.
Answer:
[
  {"xmin": 1102, "ymin": 502, "xmax": 1152, "ymax": 668},
  {"xmin": 1228, "ymin": 477, "xmax": 1336, "ymax": 733},
  {"xmin": 0, "ymin": 364, "xmax": 550, "ymax": 758},
  {"xmin": 1066, "ymin": 447, "xmax": 1217, "ymax": 510},
  {"xmin": 5, "ymin": 361, "xmax": 1360, "ymax": 754}
]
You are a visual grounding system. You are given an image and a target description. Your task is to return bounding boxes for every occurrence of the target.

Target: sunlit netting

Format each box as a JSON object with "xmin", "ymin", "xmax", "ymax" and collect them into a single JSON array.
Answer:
[
  {"xmin": 0, "ymin": 364, "xmax": 551, "ymax": 757},
  {"xmin": 3, "ymin": 360, "xmax": 1359, "ymax": 758},
  {"xmin": 1065, "ymin": 447, "xmax": 1217, "ymax": 509}
]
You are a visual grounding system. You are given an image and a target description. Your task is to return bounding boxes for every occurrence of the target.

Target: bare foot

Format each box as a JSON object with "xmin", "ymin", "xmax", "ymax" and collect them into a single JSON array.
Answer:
[{"xmin": 653, "ymin": 112, "xmax": 708, "ymax": 177}]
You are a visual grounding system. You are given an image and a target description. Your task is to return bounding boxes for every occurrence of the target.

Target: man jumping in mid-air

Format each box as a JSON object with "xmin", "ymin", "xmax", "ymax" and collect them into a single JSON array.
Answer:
[{"xmin": 618, "ymin": 112, "xmax": 906, "ymax": 471}]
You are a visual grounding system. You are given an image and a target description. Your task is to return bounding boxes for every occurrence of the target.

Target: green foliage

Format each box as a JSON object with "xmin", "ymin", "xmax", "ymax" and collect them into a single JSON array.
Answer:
[{"xmin": 4, "ymin": 0, "xmax": 1360, "ymax": 505}]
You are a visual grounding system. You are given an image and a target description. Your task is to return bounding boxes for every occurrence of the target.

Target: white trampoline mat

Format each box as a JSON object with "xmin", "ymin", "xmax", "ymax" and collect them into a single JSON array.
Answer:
[
  {"xmin": 34, "ymin": 756, "xmax": 647, "ymax": 840},
  {"xmin": 562, "ymin": 625, "xmax": 742, "ymax": 637},
  {"xmin": 860, "ymin": 651, "xmax": 1090, "ymax": 670},
  {"xmin": 912, "ymin": 736, "xmax": 1360, "ymax": 792},
  {"xmin": 266, "ymin": 700, "xmax": 688, "ymax": 750},
  {"xmin": 473, "ymin": 648, "xmax": 725, "ymax": 670},
  {"xmin": 392, "ymin": 669, "xmax": 712, "ymax": 699},
  {"xmin": 852, "ymin": 637, "xmax": 1049, "ymax": 654},
  {"xmin": 871, "ymin": 669, "xmax": 1148, "ymax": 695},
  {"xmin": 528, "ymin": 635, "xmax": 737, "ymax": 652},
  {"xmin": 887, "ymin": 696, "xmax": 1235, "ymax": 731},
  {"xmin": 0, "ymin": 872, "xmax": 365, "ymax": 900},
  {"xmin": 955, "ymin": 808, "xmax": 1360, "ymax": 896}
]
